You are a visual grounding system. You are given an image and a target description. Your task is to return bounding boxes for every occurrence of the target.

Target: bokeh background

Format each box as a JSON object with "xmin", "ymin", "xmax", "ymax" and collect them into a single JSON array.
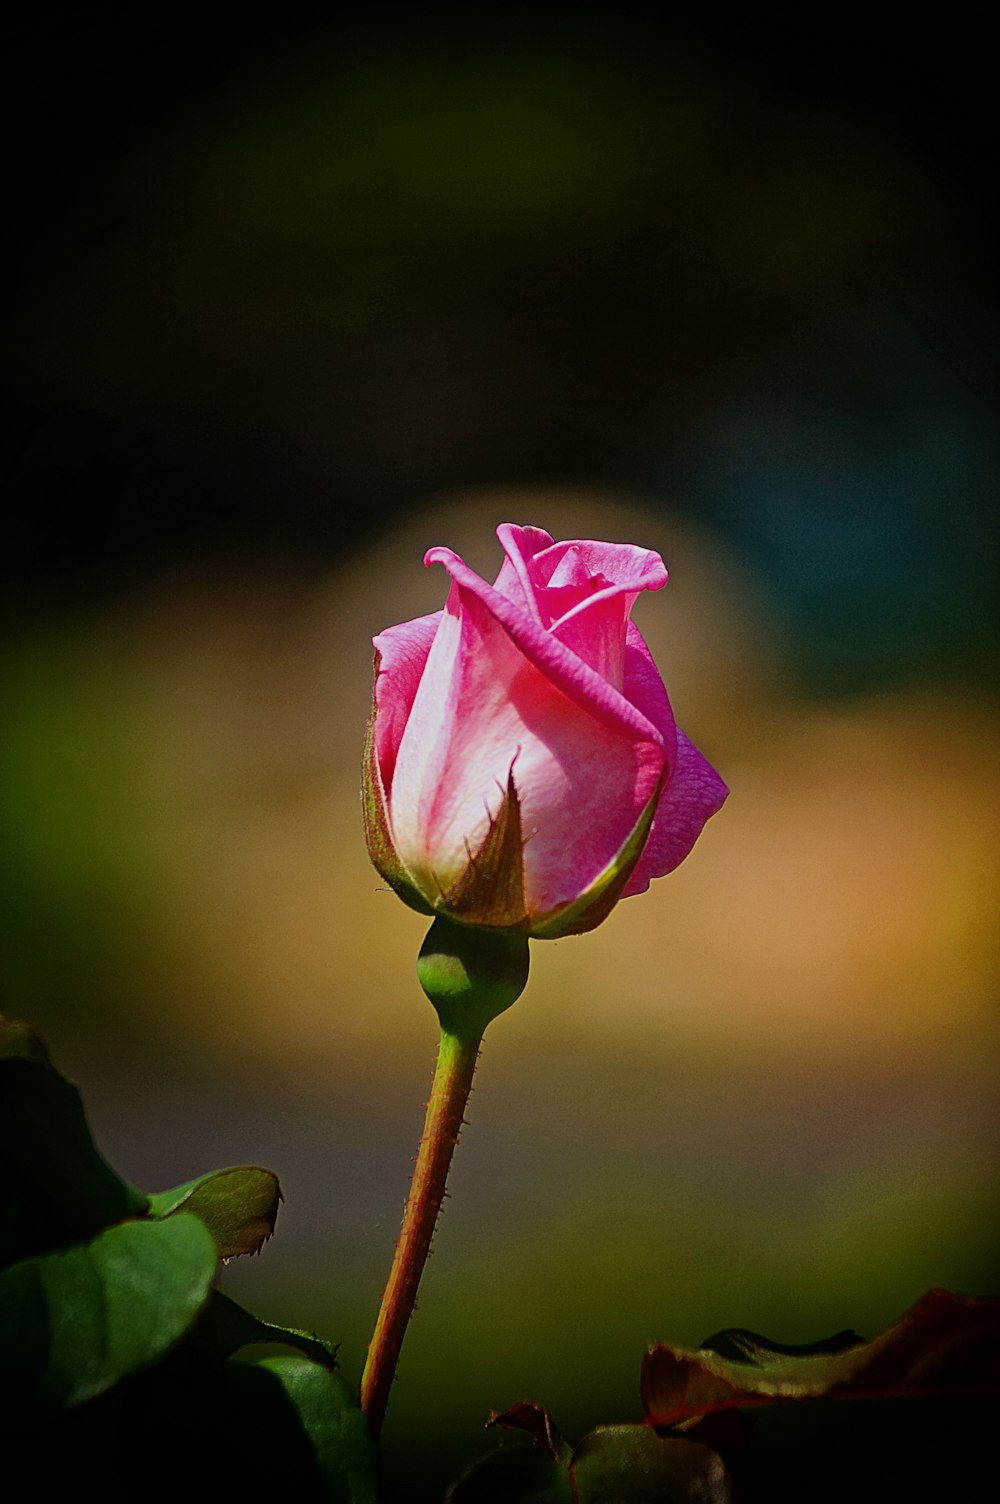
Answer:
[{"xmin": 2, "ymin": 9, "xmax": 997, "ymax": 1498}]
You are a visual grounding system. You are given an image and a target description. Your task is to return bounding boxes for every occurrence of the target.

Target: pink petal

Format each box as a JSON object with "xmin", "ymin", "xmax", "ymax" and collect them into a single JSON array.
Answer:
[
  {"xmin": 493, "ymin": 523, "xmax": 555, "ymax": 621},
  {"xmin": 621, "ymin": 729, "xmax": 728, "ymax": 895},
  {"xmin": 390, "ymin": 564, "xmax": 666, "ymax": 915},
  {"xmin": 546, "ymin": 591, "xmax": 629, "ymax": 688},
  {"xmin": 371, "ymin": 611, "xmax": 442, "ymax": 789},
  {"xmin": 424, "ymin": 546, "xmax": 665, "ymax": 744},
  {"xmin": 535, "ymin": 538, "xmax": 668, "ymax": 598},
  {"xmin": 618, "ymin": 620, "xmax": 679, "ymax": 758},
  {"xmin": 618, "ymin": 620, "xmax": 727, "ymax": 896},
  {"xmin": 494, "ymin": 529, "xmax": 668, "ymax": 688}
]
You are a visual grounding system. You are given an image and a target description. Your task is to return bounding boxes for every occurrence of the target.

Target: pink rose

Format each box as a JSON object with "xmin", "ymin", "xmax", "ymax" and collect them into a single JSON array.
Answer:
[{"xmin": 364, "ymin": 524, "xmax": 727, "ymax": 938}]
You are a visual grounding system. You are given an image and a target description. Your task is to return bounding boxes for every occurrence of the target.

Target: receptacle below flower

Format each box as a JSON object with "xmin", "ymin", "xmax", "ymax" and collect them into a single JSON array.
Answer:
[{"xmin": 363, "ymin": 523, "xmax": 727, "ymax": 938}]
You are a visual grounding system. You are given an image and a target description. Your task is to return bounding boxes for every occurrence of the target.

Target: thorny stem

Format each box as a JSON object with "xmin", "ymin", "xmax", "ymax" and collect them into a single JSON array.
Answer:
[{"xmin": 360, "ymin": 1026, "xmax": 483, "ymax": 1435}]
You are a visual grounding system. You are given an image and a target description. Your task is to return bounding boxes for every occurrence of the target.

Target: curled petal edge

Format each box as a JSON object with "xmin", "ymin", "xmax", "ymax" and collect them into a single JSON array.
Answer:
[{"xmin": 424, "ymin": 546, "xmax": 666, "ymax": 748}]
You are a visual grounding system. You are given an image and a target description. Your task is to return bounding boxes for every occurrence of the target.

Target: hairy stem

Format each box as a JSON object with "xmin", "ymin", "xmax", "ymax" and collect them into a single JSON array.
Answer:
[{"xmin": 360, "ymin": 1026, "xmax": 482, "ymax": 1434}]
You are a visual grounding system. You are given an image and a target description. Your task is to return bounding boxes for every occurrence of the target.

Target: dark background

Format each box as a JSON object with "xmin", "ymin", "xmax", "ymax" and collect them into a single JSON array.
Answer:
[
  {"xmin": 3, "ymin": 6, "xmax": 996, "ymax": 692},
  {"xmin": 2, "ymin": 9, "xmax": 997, "ymax": 1500}
]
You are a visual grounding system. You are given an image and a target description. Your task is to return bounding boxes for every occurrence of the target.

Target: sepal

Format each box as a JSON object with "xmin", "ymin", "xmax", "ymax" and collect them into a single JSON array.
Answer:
[
  {"xmin": 439, "ymin": 767, "xmax": 529, "ymax": 930},
  {"xmin": 362, "ymin": 693, "xmax": 434, "ymax": 918}
]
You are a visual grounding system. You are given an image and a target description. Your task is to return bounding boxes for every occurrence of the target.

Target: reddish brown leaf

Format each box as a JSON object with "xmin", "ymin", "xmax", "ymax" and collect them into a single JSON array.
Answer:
[
  {"xmin": 488, "ymin": 1400, "xmax": 572, "ymax": 1466},
  {"xmin": 642, "ymin": 1288, "xmax": 1000, "ymax": 1427}
]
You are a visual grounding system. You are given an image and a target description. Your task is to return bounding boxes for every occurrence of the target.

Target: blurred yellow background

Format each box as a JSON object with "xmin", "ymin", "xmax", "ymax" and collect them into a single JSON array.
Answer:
[
  {"xmin": 4, "ymin": 489, "xmax": 997, "ymax": 1490},
  {"xmin": 1, "ymin": 13, "xmax": 996, "ymax": 1498}
]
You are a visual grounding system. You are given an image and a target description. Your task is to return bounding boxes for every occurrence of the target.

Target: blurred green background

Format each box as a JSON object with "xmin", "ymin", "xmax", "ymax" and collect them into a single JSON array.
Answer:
[{"xmin": 2, "ymin": 10, "xmax": 997, "ymax": 1498}]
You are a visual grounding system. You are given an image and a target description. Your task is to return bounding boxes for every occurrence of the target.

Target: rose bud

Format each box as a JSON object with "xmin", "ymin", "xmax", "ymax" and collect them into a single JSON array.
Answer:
[{"xmin": 363, "ymin": 524, "xmax": 727, "ymax": 938}]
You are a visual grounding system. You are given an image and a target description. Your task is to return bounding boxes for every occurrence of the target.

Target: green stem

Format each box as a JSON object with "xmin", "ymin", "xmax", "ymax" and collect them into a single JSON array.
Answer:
[{"xmin": 360, "ymin": 1025, "xmax": 483, "ymax": 1435}]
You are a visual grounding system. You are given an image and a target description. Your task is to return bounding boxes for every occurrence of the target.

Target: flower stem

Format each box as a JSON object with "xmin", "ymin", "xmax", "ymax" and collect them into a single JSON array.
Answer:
[{"xmin": 360, "ymin": 1024, "xmax": 483, "ymax": 1435}]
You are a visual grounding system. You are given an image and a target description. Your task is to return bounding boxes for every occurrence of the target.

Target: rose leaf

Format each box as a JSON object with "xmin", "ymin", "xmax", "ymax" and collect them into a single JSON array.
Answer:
[
  {"xmin": 0, "ymin": 1017, "xmax": 148, "ymax": 1269},
  {"xmin": 448, "ymin": 1404, "xmax": 731, "ymax": 1502},
  {"xmin": 642, "ymin": 1288, "xmax": 1000, "ymax": 1429},
  {"xmin": 147, "ymin": 1165, "xmax": 282, "ymax": 1259},
  {"xmin": 0, "ymin": 1211, "xmax": 217, "ymax": 1417},
  {"xmin": 182, "ymin": 1287, "xmax": 339, "ymax": 1369},
  {"xmin": 570, "ymin": 1424, "xmax": 732, "ymax": 1502},
  {"xmin": 247, "ymin": 1354, "xmax": 379, "ymax": 1502}
]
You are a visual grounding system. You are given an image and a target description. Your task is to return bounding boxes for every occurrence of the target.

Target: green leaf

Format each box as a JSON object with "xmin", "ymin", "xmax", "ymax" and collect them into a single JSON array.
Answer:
[
  {"xmin": 253, "ymin": 1355, "xmax": 379, "ymax": 1503},
  {"xmin": 148, "ymin": 1165, "xmax": 282, "ymax": 1258},
  {"xmin": 2, "ymin": 1341, "xmax": 370, "ymax": 1497},
  {"xmin": 0, "ymin": 1212, "xmax": 217, "ymax": 1417},
  {"xmin": 446, "ymin": 1441, "xmax": 574, "ymax": 1502},
  {"xmin": 0, "ymin": 1016, "xmax": 51, "ymax": 1066},
  {"xmin": 451, "ymin": 1292, "xmax": 999, "ymax": 1501},
  {"xmin": 140, "ymin": 1354, "xmax": 378, "ymax": 1499},
  {"xmin": 570, "ymin": 1425, "xmax": 732, "ymax": 1502},
  {"xmin": 457, "ymin": 1405, "xmax": 730, "ymax": 1503},
  {"xmin": 641, "ymin": 1288, "xmax": 1000, "ymax": 1428},
  {"xmin": 698, "ymin": 1325, "xmax": 864, "ymax": 1365},
  {"xmin": 0, "ymin": 1017, "xmax": 148, "ymax": 1269},
  {"xmin": 183, "ymin": 1288, "xmax": 339, "ymax": 1369}
]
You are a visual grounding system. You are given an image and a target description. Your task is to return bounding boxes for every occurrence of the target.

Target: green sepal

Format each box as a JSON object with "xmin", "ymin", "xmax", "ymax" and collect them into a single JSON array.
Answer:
[
  {"xmin": 440, "ymin": 766, "xmax": 529, "ymax": 929},
  {"xmin": 531, "ymin": 778, "xmax": 662, "ymax": 938},
  {"xmin": 418, "ymin": 916, "xmax": 530, "ymax": 1039},
  {"xmin": 148, "ymin": 1166, "xmax": 282, "ymax": 1259}
]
